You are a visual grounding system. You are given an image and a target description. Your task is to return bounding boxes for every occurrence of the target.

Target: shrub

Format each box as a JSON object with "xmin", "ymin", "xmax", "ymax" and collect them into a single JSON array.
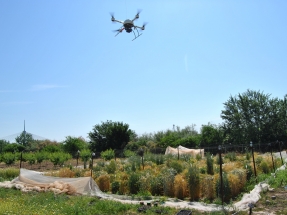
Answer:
[
  {"xmin": 150, "ymin": 175, "xmax": 164, "ymax": 196},
  {"xmin": 49, "ymin": 152, "xmax": 71, "ymax": 167},
  {"xmin": 106, "ymin": 160, "xmax": 117, "ymax": 174},
  {"xmin": 96, "ymin": 174, "xmax": 110, "ymax": 192},
  {"xmin": 35, "ymin": 152, "xmax": 46, "ymax": 166},
  {"xmin": 206, "ymin": 153, "xmax": 214, "ymax": 175},
  {"xmin": 2, "ymin": 152, "xmax": 16, "ymax": 166},
  {"xmin": 187, "ymin": 165, "xmax": 200, "ymax": 201},
  {"xmin": 25, "ymin": 153, "xmax": 36, "ymax": 167},
  {"xmin": 58, "ymin": 168, "xmax": 75, "ymax": 178},
  {"xmin": 260, "ymin": 161, "xmax": 270, "ymax": 174},
  {"xmin": 174, "ymin": 174, "xmax": 188, "ymax": 200},
  {"xmin": 201, "ymin": 176, "xmax": 215, "ymax": 200},
  {"xmin": 101, "ymin": 149, "xmax": 115, "ymax": 161},
  {"xmin": 196, "ymin": 153, "xmax": 202, "ymax": 161},
  {"xmin": 169, "ymin": 160, "xmax": 183, "ymax": 174},
  {"xmin": 111, "ymin": 181, "xmax": 120, "ymax": 194},
  {"xmin": 0, "ymin": 168, "xmax": 19, "ymax": 180},
  {"xmin": 123, "ymin": 150, "xmax": 135, "ymax": 158},
  {"xmin": 162, "ymin": 168, "xmax": 177, "ymax": 197},
  {"xmin": 80, "ymin": 149, "xmax": 91, "ymax": 169},
  {"xmin": 128, "ymin": 173, "xmax": 140, "ymax": 194},
  {"xmin": 215, "ymin": 173, "xmax": 231, "ymax": 202},
  {"xmin": 225, "ymin": 152, "xmax": 236, "ymax": 161}
]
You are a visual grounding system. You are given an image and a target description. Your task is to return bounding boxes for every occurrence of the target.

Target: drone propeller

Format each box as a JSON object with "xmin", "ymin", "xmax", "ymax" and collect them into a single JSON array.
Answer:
[
  {"xmin": 134, "ymin": 9, "xmax": 142, "ymax": 20},
  {"xmin": 112, "ymin": 28, "xmax": 124, "ymax": 33},
  {"xmin": 140, "ymin": 22, "xmax": 147, "ymax": 30},
  {"xmin": 110, "ymin": 12, "xmax": 115, "ymax": 22}
]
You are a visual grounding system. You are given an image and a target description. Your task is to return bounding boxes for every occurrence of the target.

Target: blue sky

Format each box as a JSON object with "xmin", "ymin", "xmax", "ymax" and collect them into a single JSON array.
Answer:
[{"xmin": 1, "ymin": 1, "xmax": 286, "ymax": 142}]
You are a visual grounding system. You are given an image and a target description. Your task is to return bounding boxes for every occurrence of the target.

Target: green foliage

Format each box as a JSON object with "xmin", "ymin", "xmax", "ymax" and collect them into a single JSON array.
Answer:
[
  {"xmin": 260, "ymin": 161, "xmax": 270, "ymax": 174},
  {"xmin": 206, "ymin": 153, "xmax": 214, "ymax": 175},
  {"xmin": 35, "ymin": 151, "xmax": 46, "ymax": 164},
  {"xmin": 111, "ymin": 181, "xmax": 120, "ymax": 194},
  {"xmin": 101, "ymin": 149, "xmax": 115, "ymax": 161},
  {"xmin": 216, "ymin": 173, "xmax": 231, "ymax": 202},
  {"xmin": 200, "ymin": 123, "xmax": 223, "ymax": 146},
  {"xmin": 221, "ymin": 90, "xmax": 287, "ymax": 144},
  {"xmin": 24, "ymin": 153, "xmax": 36, "ymax": 166},
  {"xmin": 150, "ymin": 175, "xmax": 164, "ymax": 196},
  {"xmin": 2, "ymin": 152, "xmax": 16, "ymax": 165},
  {"xmin": 0, "ymin": 168, "xmax": 19, "ymax": 180},
  {"xmin": 106, "ymin": 160, "xmax": 117, "ymax": 174},
  {"xmin": 3, "ymin": 143, "xmax": 25, "ymax": 153},
  {"xmin": 62, "ymin": 136, "xmax": 87, "ymax": 157},
  {"xmin": 49, "ymin": 152, "xmax": 71, "ymax": 167},
  {"xmin": 80, "ymin": 149, "xmax": 91, "ymax": 169},
  {"xmin": 187, "ymin": 165, "xmax": 200, "ymax": 201},
  {"xmin": 88, "ymin": 120, "xmax": 135, "ymax": 152},
  {"xmin": 225, "ymin": 152, "xmax": 237, "ymax": 161},
  {"xmin": 15, "ymin": 131, "xmax": 34, "ymax": 147},
  {"xmin": 144, "ymin": 153, "xmax": 164, "ymax": 165},
  {"xmin": 123, "ymin": 150, "xmax": 135, "ymax": 158},
  {"xmin": 128, "ymin": 173, "xmax": 140, "ymax": 194},
  {"xmin": 0, "ymin": 139, "xmax": 9, "ymax": 153},
  {"xmin": 169, "ymin": 160, "xmax": 183, "ymax": 174}
]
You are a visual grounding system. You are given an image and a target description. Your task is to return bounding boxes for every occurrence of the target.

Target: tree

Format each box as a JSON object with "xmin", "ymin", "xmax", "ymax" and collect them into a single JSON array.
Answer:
[
  {"xmin": 0, "ymin": 139, "xmax": 9, "ymax": 153},
  {"xmin": 88, "ymin": 120, "xmax": 135, "ymax": 152},
  {"xmin": 200, "ymin": 123, "xmax": 223, "ymax": 146},
  {"xmin": 221, "ymin": 89, "xmax": 287, "ymax": 145},
  {"xmin": 15, "ymin": 131, "xmax": 33, "ymax": 147},
  {"xmin": 62, "ymin": 136, "xmax": 88, "ymax": 157}
]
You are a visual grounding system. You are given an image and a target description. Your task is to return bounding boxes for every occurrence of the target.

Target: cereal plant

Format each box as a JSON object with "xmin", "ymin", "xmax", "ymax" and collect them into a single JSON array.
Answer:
[{"xmin": 187, "ymin": 164, "xmax": 200, "ymax": 201}]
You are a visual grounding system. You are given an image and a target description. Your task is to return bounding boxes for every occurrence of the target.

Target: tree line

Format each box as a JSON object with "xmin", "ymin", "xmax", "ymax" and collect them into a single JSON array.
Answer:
[{"xmin": 0, "ymin": 89, "xmax": 286, "ymax": 156}]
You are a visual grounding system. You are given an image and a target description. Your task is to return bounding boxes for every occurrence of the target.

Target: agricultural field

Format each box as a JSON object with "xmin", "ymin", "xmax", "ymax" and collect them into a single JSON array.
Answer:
[{"xmin": 0, "ymin": 150, "xmax": 287, "ymax": 214}]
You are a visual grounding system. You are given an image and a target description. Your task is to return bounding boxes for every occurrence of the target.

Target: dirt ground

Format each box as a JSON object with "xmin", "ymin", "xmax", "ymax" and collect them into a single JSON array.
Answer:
[{"xmin": 251, "ymin": 187, "xmax": 287, "ymax": 215}]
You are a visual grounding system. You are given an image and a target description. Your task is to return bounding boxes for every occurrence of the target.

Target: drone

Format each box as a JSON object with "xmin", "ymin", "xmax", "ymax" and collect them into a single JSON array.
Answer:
[{"xmin": 110, "ymin": 10, "xmax": 146, "ymax": 41}]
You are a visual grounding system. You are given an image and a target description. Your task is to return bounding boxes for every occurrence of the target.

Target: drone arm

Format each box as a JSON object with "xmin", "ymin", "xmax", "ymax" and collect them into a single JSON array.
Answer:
[
  {"xmin": 134, "ymin": 25, "xmax": 144, "ymax": 30},
  {"xmin": 112, "ymin": 19, "xmax": 124, "ymax": 24}
]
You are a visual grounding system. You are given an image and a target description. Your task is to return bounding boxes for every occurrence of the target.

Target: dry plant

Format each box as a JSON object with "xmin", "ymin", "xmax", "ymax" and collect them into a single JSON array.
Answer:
[
  {"xmin": 96, "ymin": 174, "xmax": 110, "ymax": 192},
  {"xmin": 174, "ymin": 174, "xmax": 188, "ymax": 199},
  {"xmin": 200, "ymin": 175, "xmax": 215, "ymax": 200},
  {"xmin": 58, "ymin": 168, "xmax": 75, "ymax": 178}
]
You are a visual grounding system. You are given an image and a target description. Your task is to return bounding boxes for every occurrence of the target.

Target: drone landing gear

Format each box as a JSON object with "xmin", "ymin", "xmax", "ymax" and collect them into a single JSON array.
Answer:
[{"xmin": 132, "ymin": 28, "xmax": 142, "ymax": 41}]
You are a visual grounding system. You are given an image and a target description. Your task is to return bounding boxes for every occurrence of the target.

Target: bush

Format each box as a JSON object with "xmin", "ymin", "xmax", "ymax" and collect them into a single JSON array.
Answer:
[
  {"xmin": 111, "ymin": 181, "xmax": 120, "ymax": 194},
  {"xmin": 101, "ymin": 149, "xmax": 115, "ymax": 161},
  {"xmin": 106, "ymin": 160, "xmax": 117, "ymax": 174},
  {"xmin": 96, "ymin": 174, "xmax": 110, "ymax": 192},
  {"xmin": 187, "ymin": 165, "xmax": 200, "ymax": 201},
  {"xmin": 206, "ymin": 153, "xmax": 214, "ymax": 175},
  {"xmin": 260, "ymin": 161, "xmax": 270, "ymax": 174},
  {"xmin": 169, "ymin": 161, "xmax": 183, "ymax": 174},
  {"xmin": 0, "ymin": 168, "xmax": 19, "ymax": 180},
  {"xmin": 25, "ymin": 153, "xmax": 36, "ymax": 167},
  {"xmin": 201, "ymin": 176, "xmax": 215, "ymax": 201},
  {"xmin": 215, "ymin": 173, "xmax": 231, "ymax": 202},
  {"xmin": 225, "ymin": 152, "xmax": 236, "ymax": 161},
  {"xmin": 128, "ymin": 173, "xmax": 140, "ymax": 194},
  {"xmin": 123, "ymin": 150, "xmax": 135, "ymax": 158},
  {"xmin": 80, "ymin": 149, "xmax": 91, "ymax": 169},
  {"xmin": 150, "ymin": 175, "xmax": 164, "ymax": 196},
  {"xmin": 174, "ymin": 174, "xmax": 188, "ymax": 200},
  {"xmin": 2, "ymin": 152, "xmax": 16, "ymax": 166},
  {"xmin": 49, "ymin": 152, "xmax": 71, "ymax": 167},
  {"xmin": 162, "ymin": 168, "xmax": 177, "ymax": 197}
]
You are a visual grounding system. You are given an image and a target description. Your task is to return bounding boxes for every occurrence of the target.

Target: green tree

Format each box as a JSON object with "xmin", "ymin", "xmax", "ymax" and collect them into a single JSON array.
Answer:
[
  {"xmin": 200, "ymin": 123, "xmax": 223, "ymax": 146},
  {"xmin": 88, "ymin": 120, "xmax": 135, "ymax": 152},
  {"xmin": 0, "ymin": 139, "xmax": 9, "ymax": 153},
  {"xmin": 3, "ymin": 143, "xmax": 25, "ymax": 153},
  {"xmin": 221, "ymin": 90, "xmax": 287, "ymax": 144},
  {"xmin": 15, "ymin": 131, "xmax": 33, "ymax": 147},
  {"xmin": 62, "ymin": 136, "xmax": 88, "ymax": 157}
]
